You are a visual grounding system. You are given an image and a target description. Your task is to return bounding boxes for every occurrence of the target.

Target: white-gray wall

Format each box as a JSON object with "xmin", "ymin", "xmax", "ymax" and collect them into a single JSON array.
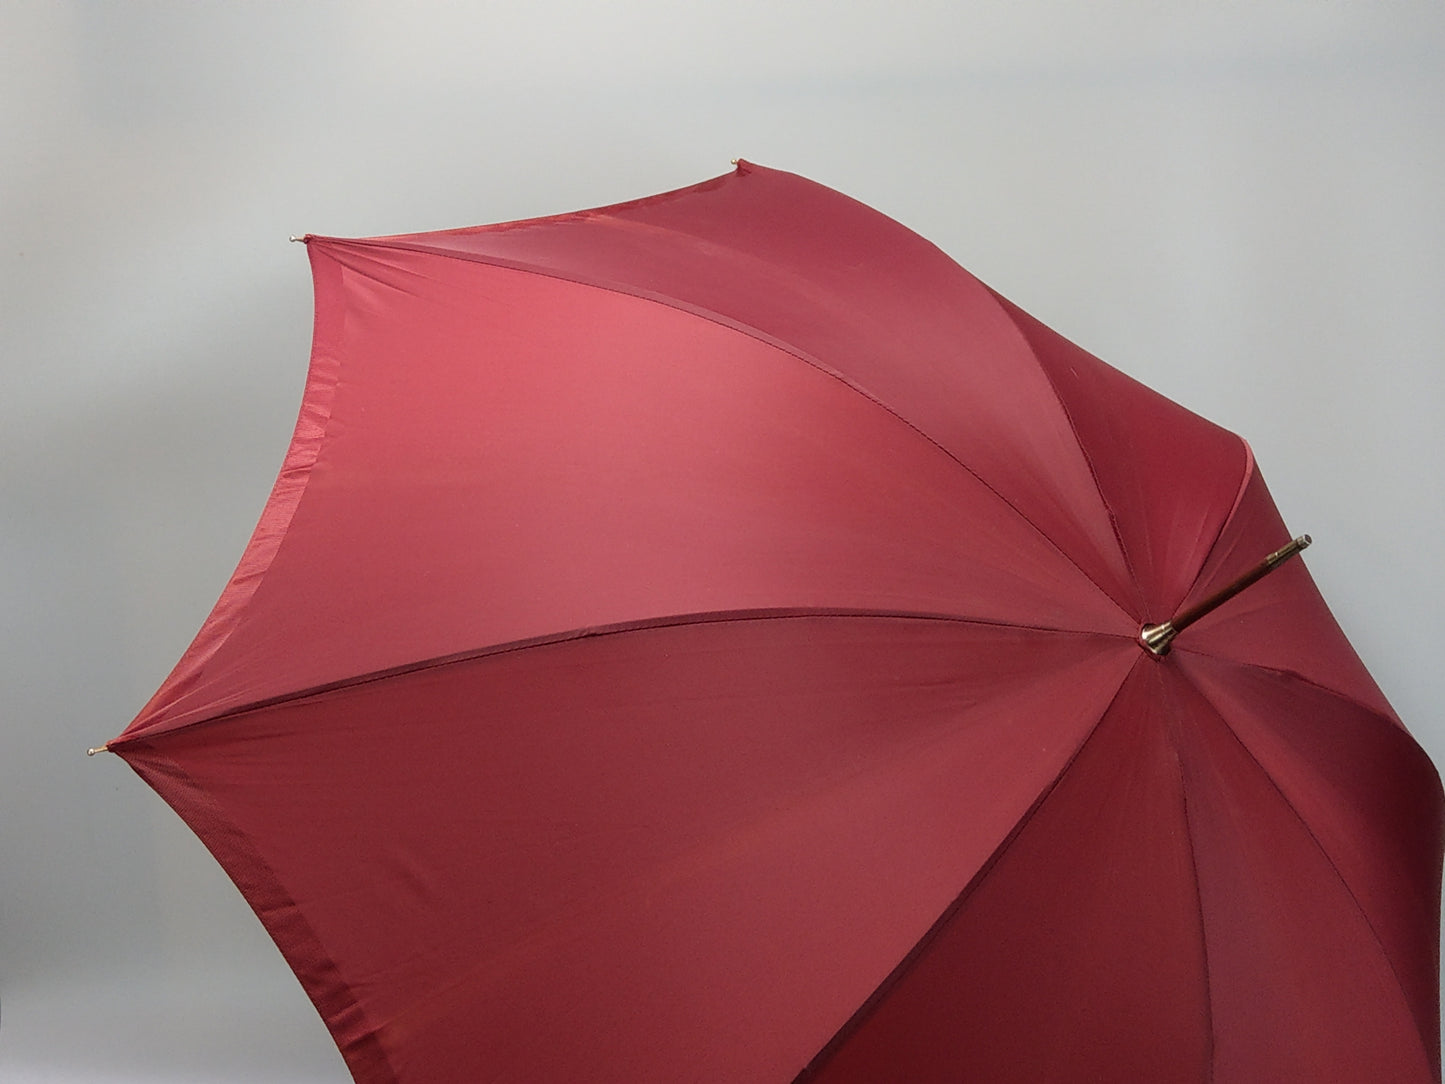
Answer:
[{"xmin": 4, "ymin": 3, "xmax": 1442, "ymax": 1079}]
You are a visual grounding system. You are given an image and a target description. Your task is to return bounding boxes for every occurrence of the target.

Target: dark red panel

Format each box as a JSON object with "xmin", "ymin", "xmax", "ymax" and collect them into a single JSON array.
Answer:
[
  {"xmin": 803, "ymin": 660, "xmax": 1212, "ymax": 1083},
  {"xmin": 119, "ymin": 618, "xmax": 1137, "ymax": 1083},
  {"xmin": 1170, "ymin": 666, "xmax": 1436, "ymax": 1082},
  {"xmin": 1179, "ymin": 651, "xmax": 1443, "ymax": 1076},
  {"xmin": 988, "ymin": 292, "xmax": 1249, "ymax": 620}
]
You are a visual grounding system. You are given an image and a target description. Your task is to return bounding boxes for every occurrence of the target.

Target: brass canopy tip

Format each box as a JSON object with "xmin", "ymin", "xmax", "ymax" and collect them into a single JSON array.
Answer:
[
  {"xmin": 1140, "ymin": 622, "xmax": 1176, "ymax": 658},
  {"xmin": 87, "ymin": 744, "xmax": 109, "ymax": 757}
]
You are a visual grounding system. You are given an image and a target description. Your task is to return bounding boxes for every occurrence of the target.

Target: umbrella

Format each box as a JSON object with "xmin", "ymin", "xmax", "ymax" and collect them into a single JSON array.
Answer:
[{"xmin": 99, "ymin": 162, "xmax": 1442, "ymax": 1082}]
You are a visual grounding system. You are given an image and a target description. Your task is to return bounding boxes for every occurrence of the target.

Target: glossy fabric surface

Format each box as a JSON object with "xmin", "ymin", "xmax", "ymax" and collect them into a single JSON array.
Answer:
[{"xmin": 114, "ymin": 163, "xmax": 1442, "ymax": 1082}]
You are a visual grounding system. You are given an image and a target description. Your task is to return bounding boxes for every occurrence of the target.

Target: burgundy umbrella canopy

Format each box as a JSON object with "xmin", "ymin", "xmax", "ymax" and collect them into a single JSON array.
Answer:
[{"xmin": 104, "ymin": 162, "xmax": 1441, "ymax": 1082}]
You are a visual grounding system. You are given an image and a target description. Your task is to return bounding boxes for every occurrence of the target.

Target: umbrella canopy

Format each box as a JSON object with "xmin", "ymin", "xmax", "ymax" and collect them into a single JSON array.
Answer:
[{"xmin": 106, "ymin": 162, "xmax": 1442, "ymax": 1082}]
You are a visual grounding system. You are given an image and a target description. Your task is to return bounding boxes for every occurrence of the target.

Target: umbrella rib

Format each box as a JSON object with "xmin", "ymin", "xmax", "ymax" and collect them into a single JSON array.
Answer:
[
  {"xmin": 980, "ymin": 285, "xmax": 1146, "ymax": 616},
  {"xmin": 1174, "ymin": 646, "xmax": 1404, "ymax": 736},
  {"xmin": 1169, "ymin": 443, "xmax": 1260, "ymax": 615},
  {"xmin": 793, "ymin": 654, "xmax": 1144, "ymax": 1082},
  {"xmin": 320, "ymin": 234, "xmax": 1134, "ymax": 623},
  {"xmin": 1178, "ymin": 655, "xmax": 1439, "ymax": 1074},
  {"xmin": 981, "ymin": 286, "xmax": 1269, "ymax": 626},
  {"xmin": 369, "ymin": 164, "xmax": 740, "ymax": 245},
  {"xmin": 116, "ymin": 607, "xmax": 1129, "ymax": 745},
  {"xmin": 1162, "ymin": 684, "xmax": 1219, "ymax": 1083}
]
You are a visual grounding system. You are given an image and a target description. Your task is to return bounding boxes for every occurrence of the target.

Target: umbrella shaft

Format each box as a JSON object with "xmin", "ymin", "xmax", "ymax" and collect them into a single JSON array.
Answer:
[{"xmin": 1141, "ymin": 535, "xmax": 1311, "ymax": 656}]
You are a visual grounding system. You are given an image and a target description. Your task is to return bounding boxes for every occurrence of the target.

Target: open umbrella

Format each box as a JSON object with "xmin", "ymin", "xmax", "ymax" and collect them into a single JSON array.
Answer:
[{"xmin": 99, "ymin": 162, "xmax": 1442, "ymax": 1082}]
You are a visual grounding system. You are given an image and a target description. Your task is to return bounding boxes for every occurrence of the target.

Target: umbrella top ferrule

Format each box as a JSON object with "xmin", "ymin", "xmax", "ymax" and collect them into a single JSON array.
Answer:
[{"xmin": 1266, "ymin": 534, "xmax": 1312, "ymax": 567}]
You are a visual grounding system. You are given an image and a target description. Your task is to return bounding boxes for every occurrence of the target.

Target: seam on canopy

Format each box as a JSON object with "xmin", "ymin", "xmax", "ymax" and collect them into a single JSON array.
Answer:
[
  {"xmin": 1180, "ymin": 659, "xmax": 1438, "ymax": 1076},
  {"xmin": 1172, "ymin": 441, "xmax": 1258, "ymax": 614},
  {"xmin": 367, "ymin": 164, "xmax": 744, "ymax": 244},
  {"xmin": 1175, "ymin": 647, "xmax": 1404, "ymax": 735},
  {"xmin": 109, "ymin": 609, "xmax": 1134, "ymax": 746},
  {"xmin": 312, "ymin": 233, "xmax": 1131, "ymax": 627},
  {"xmin": 117, "ymin": 741, "xmax": 399, "ymax": 1083},
  {"xmin": 118, "ymin": 252, "xmax": 347, "ymax": 742},
  {"xmin": 981, "ymin": 285, "xmax": 1145, "ymax": 619},
  {"xmin": 792, "ymin": 653, "xmax": 1145, "ymax": 1082},
  {"xmin": 1161, "ymin": 671, "xmax": 1218, "ymax": 1082}
]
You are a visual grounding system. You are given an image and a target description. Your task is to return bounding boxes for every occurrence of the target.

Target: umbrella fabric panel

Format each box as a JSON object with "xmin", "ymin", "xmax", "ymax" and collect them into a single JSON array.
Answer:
[
  {"xmin": 800, "ymin": 657, "xmax": 1214, "ymax": 1082},
  {"xmin": 1179, "ymin": 651, "xmax": 1444, "ymax": 1073},
  {"xmin": 117, "ymin": 618, "xmax": 1138, "ymax": 1083},
  {"xmin": 1168, "ymin": 667, "xmax": 1438, "ymax": 1081},
  {"xmin": 803, "ymin": 655, "xmax": 1440, "ymax": 1084},
  {"xmin": 387, "ymin": 162, "xmax": 1162, "ymax": 619},
  {"xmin": 987, "ymin": 291, "xmax": 1251, "ymax": 622},
  {"xmin": 125, "ymin": 239, "xmax": 1132, "ymax": 740}
]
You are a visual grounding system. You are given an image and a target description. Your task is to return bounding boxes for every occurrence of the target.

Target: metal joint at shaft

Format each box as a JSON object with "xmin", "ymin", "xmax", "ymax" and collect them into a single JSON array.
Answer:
[{"xmin": 1140, "ymin": 534, "xmax": 1311, "ymax": 658}]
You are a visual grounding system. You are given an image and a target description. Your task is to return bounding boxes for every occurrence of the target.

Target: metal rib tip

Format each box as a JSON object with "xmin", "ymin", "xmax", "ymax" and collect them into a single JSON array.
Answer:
[
  {"xmin": 1266, "ymin": 534, "xmax": 1312, "ymax": 566},
  {"xmin": 87, "ymin": 744, "xmax": 109, "ymax": 757}
]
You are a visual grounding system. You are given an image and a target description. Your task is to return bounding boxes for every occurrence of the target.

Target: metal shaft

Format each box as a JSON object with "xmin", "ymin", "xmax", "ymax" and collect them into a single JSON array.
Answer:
[{"xmin": 1141, "ymin": 535, "xmax": 1311, "ymax": 657}]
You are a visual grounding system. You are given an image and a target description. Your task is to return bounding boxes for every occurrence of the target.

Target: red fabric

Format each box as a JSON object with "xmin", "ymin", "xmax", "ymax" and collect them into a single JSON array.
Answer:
[{"xmin": 113, "ymin": 163, "xmax": 1442, "ymax": 1082}]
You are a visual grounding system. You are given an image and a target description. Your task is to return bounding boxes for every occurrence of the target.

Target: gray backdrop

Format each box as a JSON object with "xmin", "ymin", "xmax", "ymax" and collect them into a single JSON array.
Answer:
[{"xmin": 4, "ymin": 3, "xmax": 1443, "ymax": 1080}]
